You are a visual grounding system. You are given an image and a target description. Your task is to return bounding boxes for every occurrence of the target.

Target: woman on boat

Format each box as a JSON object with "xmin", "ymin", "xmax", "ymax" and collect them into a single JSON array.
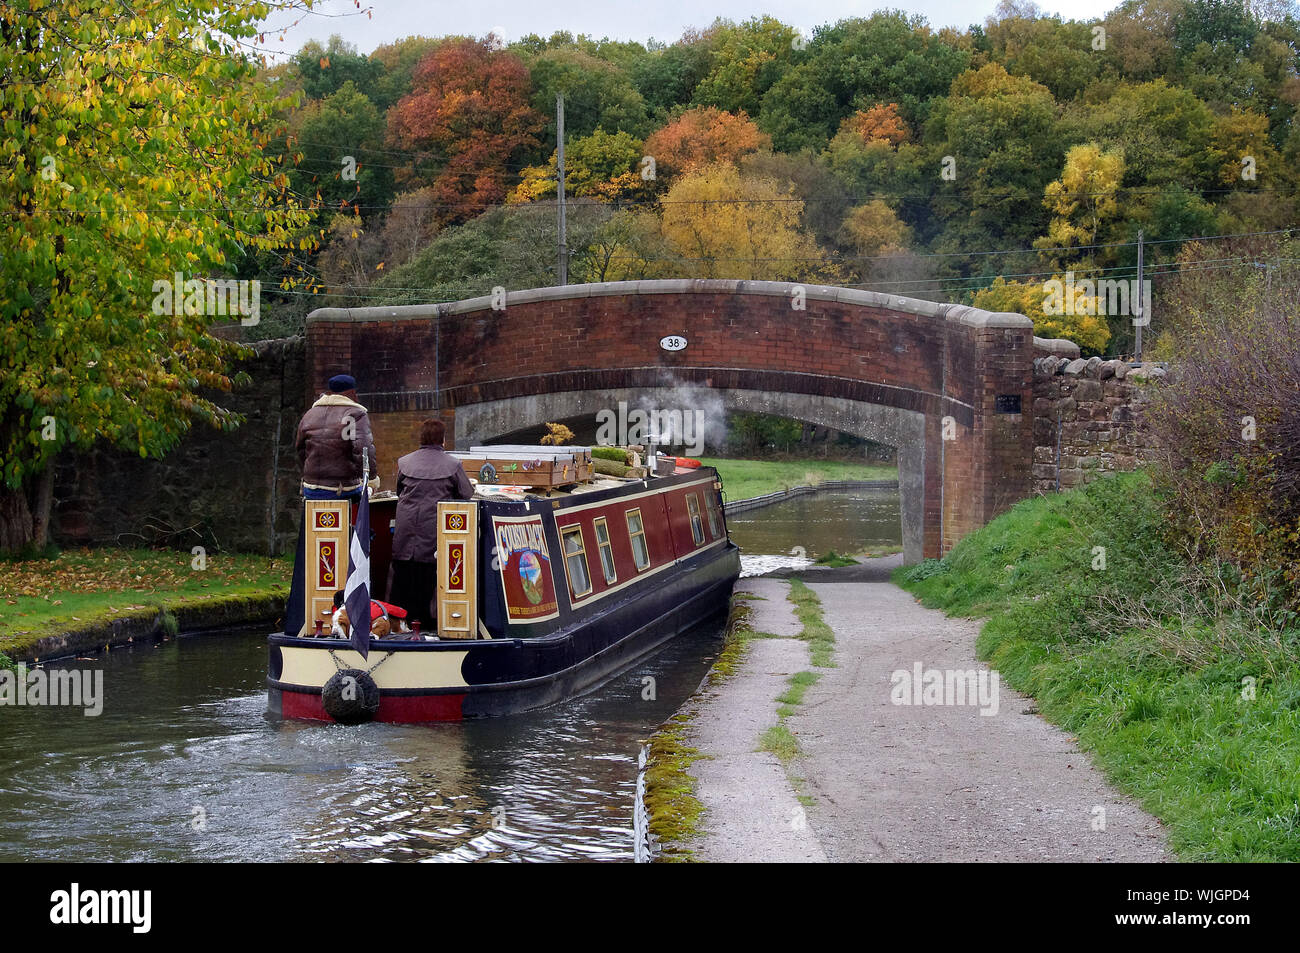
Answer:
[{"xmin": 389, "ymin": 418, "xmax": 474, "ymax": 629}]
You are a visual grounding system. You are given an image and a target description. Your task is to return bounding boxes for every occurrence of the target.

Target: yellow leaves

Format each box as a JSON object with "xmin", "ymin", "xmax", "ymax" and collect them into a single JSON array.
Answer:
[
  {"xmin": 840, "ymin": 200, "xmax": 911, "ymax": 258},
  {"xmin": 55, "ymin": 134, "xmax": 66, "ymax": 147},
  {"xmin": 657, "ymin": 163, "xmax": 823, "ymax": 281},
  {"xmin": 375, "ymin": 261, "xmax": 384, "ymax": 270}
]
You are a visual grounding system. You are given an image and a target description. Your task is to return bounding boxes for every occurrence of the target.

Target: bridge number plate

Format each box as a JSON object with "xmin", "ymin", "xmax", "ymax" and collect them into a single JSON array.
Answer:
[{"xmin": 659, "ymin": 335, "xmax": 688, "ymax": 352}]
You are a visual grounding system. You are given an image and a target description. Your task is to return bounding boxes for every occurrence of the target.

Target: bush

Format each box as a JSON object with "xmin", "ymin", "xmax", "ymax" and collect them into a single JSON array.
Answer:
[
  {"xmin": 591, "ymin": 446, "xmax": 629, "ymax": 463},
  {"xmin": 1147, "ymin": 245, "xmax": 1300, "ymax": 607},
  {"xmin": 901, "ymin": 557, "xmax": 948, "ymax": 583}
]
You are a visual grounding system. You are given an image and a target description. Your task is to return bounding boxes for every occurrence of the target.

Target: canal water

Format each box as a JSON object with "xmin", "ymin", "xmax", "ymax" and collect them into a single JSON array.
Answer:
[
  {"xmin": 728, "ymin": 484, "xmax": 902, "ymax": 576},
  {"xmin": 0, "ymin": 623, "xmax": 722, "ymax": 862},
  {"xmin": 0, "ymin": 486, "xmax": 899, "ymax": 862}
]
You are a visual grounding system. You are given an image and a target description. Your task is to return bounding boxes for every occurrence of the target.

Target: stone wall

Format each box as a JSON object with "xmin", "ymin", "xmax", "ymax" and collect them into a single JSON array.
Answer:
[
  {"xmin": 52, "ymin": 337, "xmax": 307, "ymax": 556},
  {"xmin": 1031, "ymin": 355, "xmax": 1166, "ymax": 493}
]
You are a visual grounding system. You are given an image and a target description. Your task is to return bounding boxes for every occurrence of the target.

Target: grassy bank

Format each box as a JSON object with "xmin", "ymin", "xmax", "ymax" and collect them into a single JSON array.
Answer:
[
  {"xmin": 895, "ymin": 471, "xmax": 1300, "ymax": 861},
  {"xmin": 0, "ymin": 547, "xmax": 290, "ymax": 658},
  {"xmin": 696, "ymin": 457, "xmax": 896, "ymax": 502}
]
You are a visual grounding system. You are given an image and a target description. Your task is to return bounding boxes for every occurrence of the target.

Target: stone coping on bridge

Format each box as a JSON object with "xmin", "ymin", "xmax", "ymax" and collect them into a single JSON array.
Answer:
[{"xmin": 305, "ymin": 280, "xmax": 1034, "ymax": 330}]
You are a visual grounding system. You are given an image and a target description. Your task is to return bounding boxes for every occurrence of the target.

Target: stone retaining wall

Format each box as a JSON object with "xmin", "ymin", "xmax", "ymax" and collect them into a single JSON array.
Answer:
[
  {"xmin": 52, "ymin": 337, "xmax": 307, "ymax": 556},
  {"xmin": 1031, "ymin": 355, "xmax": 1167, "ymax": 493}
]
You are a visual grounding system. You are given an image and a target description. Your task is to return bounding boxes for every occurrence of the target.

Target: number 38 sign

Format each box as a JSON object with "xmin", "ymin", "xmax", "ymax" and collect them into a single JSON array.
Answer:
[{"xmin": 659, "ymin": 335, "xmax": 687, "ymax": 352}]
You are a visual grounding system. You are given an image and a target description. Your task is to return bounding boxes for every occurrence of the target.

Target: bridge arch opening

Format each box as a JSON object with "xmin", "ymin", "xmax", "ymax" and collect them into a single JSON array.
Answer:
[{"xmin": 453, "ymin": 386, "xmax": 925, "ymax": 564}]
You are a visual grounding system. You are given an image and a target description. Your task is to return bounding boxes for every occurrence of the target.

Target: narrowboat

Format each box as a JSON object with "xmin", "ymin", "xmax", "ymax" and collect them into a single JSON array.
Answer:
[{"xmin": 267, "ymin": 449, "xmax": 740, "ymax": 723}]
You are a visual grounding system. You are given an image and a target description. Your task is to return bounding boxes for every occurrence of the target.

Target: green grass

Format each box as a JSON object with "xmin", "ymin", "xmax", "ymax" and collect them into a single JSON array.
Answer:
[
  {"xmin": 777, "ymin": 670, "xmax": 821, "ymax": 717},
  {"xmin": 788, "ymin": 578, "xmax": 835, "ymax": 667},
  {"xmin": 759, "ymin": 722, "xmax": 803, "ymax": 763},
  {"xmin": 814, "ymin": 550, "xmax": 858, "ymax": 567},
  {"xmin": 696, "ymin": 456, "xmax": 896, "ymax": 502},
  {"xmin": 0, "ymin": 547, "xmax": 290, "ymax": 657},
  {"xmin": 895, "ymin": 471, "xmax": 1300, "ymax": 861}
]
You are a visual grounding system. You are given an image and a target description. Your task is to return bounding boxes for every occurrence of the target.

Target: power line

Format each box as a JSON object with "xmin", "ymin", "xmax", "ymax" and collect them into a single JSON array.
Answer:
[{"xmin": 262, "ymin": 253, "xmax": 1295, "ymax": 303}]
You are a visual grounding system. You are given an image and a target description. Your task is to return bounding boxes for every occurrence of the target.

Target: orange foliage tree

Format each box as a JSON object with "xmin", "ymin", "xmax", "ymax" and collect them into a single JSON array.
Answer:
[
  {"xmin": 387, "ymin": 39, "xmax": 544, "ymax": 224},
  {"xmin": 838, "ymin": 103, "xmax": 909, "ymax": 146},
  {"xmin": 642, "ymin": 106, "xmax": 771, "ymax": 180}
]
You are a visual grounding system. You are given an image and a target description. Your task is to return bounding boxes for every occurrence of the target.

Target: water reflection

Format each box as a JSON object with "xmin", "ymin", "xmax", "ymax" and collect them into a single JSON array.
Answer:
[{"xmin": 727, "ymin": 485, "xmax": 902, "ymax": 576}]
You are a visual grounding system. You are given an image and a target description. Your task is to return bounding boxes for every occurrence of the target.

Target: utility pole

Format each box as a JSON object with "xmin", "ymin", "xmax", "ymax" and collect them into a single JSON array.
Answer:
[
  {"xmin": 556, "ymin": 93, "xmax": 567, "ymax": 286},
  {"xmin": 1134, "ymin": 228, "xmax": 1144, "ymax": 362}
]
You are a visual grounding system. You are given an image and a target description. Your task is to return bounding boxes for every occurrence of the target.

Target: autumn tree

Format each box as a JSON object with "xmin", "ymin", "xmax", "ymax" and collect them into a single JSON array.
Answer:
[
  {"xmin": 1099, "ymin": 0, "xmax": 1182, "ymax": 82},
  {"xmin": 654, "ymin": 163, "xmax": 827, "ymax": 280},
  {"xmin": 387, "ymin": 39, "xmax": 544, "ymax": 224},
  {"xmin": 510, "ymin": 129, "xmax": 648, "ymax": 203},
  {"xmin": 839, "ymin": 201, "xmax": 912, "ymax": 258},
  {"xmin": 1035, "ymin": 144, "xmax": 1125, "ymax": 271},
  {"xmin": 1207, "ymin": 107, "xmax": 1280, "ymax": 187},
  {"xmin": 1066, "ymin": 80, "xmax": 1213, "ymax": 189},
  {"xmin": 972, "ymin": 278, "xmax": 1111, "ymax": 354},
  {"xmin": 837, "ymin": 103, "xmax": 910, "ymax": 147},
  {"xmin": 0, "ymin": 0, "xmax": 314, "ymax": 549},
  {"xmin": 642, "ymin": 107, "xmax": 770, "ymax": 180}
]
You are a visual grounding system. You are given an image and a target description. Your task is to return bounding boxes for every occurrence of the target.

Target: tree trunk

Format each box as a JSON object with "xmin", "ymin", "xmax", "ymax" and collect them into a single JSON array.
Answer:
[
  {"xmin": 0, "ymin": 482, "xmax": 35, "ymax": 552},
  {"xmin": 32, "ymin": 464, "xmax": 54, "ymax": 548}
]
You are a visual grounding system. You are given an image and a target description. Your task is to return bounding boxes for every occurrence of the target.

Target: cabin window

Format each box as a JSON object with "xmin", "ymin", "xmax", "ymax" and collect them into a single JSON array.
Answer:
[
  {"xmin": 626, "ymin": 508, "xmax": 651, "ymax": 571},
  {"xmin": 686, "ymin": 494, "xmax": 705, "ymax": 546},
  {"xmin": 705, "ymin": 493, "xmax": 722, "ymax": 539},
  {"xmin": 593, "ymin": 517, "xmax": 617, "ymax": 585},
  {"xmin": 561, "ymin": 526, "xmax": 592, "ymax": 598}
]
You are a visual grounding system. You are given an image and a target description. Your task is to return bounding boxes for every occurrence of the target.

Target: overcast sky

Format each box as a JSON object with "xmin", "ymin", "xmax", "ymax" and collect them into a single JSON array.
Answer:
[{"xmin": 259, "ymin": 0, "xmax": 1118, "ymax": 57}]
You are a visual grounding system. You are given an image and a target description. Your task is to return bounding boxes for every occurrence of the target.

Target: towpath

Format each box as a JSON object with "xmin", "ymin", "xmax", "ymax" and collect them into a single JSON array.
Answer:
[{"xmin": 677, "ymin": 559, "xmax": 1169, "ymax": 862}]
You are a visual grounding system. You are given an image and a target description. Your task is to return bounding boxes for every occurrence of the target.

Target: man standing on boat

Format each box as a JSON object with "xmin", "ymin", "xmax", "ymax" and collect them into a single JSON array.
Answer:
[
  {"xmin": 284, "ymin": 373, "xmax": 380, "ymax": 640},
  {"xmin": 390, "ymin": 418, "xmax": 473, "ymax": 630},
  {"xmin": 295, "ymin": 374, "xmax": 378, "ymax": 502}
]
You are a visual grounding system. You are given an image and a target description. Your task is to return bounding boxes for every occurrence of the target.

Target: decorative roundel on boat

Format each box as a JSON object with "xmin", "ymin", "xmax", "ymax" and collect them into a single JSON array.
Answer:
[
  {"xmin": 321, "ymin": 669, "xmax": 381, "ymax": 724},
  {"xmin": 518, "ymin": 551, "xmax": 543, "ymax": 605},
  {"xmin": 445, "ymin": 512, "xmax": 466, "ymax": 532},
  {"xmin": 479, "ymin": 463, "xmax": 497, "ymax": 484},
  {"xmin": 315, "ymin": 511, "xmax": 339, "ymax": 529}
]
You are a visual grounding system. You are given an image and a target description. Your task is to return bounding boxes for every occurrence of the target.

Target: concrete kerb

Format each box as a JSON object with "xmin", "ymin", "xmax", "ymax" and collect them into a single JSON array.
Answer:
[{"xmin": 305, "ymin": 281, "xmax": 1036, "ymax": 331}]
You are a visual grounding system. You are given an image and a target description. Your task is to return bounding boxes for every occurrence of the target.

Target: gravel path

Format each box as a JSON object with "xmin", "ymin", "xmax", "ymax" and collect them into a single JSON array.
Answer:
[{"xmin": 676, "ymin": 569, "xmax": 1169, "ymax": 863}]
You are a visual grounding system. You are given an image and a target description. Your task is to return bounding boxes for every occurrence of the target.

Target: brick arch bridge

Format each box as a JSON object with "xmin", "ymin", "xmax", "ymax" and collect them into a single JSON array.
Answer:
[{"xmin": 307, "ymin": 279, "xmax": 1053, "ymax": 563}]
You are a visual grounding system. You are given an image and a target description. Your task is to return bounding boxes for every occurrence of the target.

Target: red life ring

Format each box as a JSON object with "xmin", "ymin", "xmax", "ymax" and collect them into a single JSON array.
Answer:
[{"xmin": 674, "ymin": 457, "xmax": 702, "ymax": 468}]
